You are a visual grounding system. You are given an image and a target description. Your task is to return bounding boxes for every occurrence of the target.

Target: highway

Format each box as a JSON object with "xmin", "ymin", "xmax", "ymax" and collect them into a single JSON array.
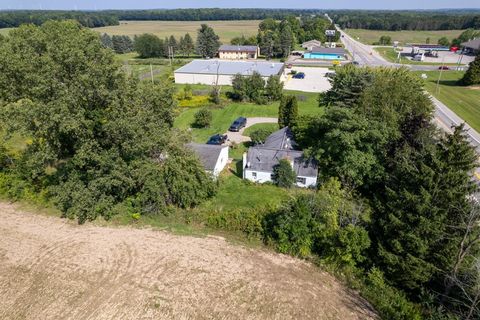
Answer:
[{"xmin": 326, "ymin": 15, "xmax": 480, "ymax": 181}]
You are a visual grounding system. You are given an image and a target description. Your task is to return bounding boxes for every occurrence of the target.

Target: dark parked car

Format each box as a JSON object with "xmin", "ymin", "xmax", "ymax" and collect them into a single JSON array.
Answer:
[
  {"xmin": 229, "ymin": 117, "xmax": 247, "ymax": 132},
  {"xmin": 207, "ymin": 134, "xmax": 228, "ymax": 145},
  {"xmin": 292, "ymin": 72, "xmax": 305, "ymax": 79},
  {"xmin": 438, "ymin": 66, "xmax": 450, "ymax": 70}
]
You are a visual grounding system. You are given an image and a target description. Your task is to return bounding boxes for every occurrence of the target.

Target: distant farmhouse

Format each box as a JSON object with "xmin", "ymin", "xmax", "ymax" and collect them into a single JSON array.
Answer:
[
  {"xmin": 174, "ymin": 59, "xmax": 285, "ymax": 86},
  {"xmin": 218, "ymin": 45, "xmax": 260, "ymax": 59},
  {"xmin": 462, "ymin": 39, "xmax": 480, "ymax": 55},
  {"xmin": 186, "ymin": 143, "xmax": 229, "ymax": 178},
  {"xmin": 303, "ymin": 47, "xmax": 346, "ymax": 60},
  {"xmin": 243, "ymin": 127, "xmax": 318, "ymax": 188},
  {"xmin": 302, "ymin": 40, "xmax": 322, "ymax": 51}
]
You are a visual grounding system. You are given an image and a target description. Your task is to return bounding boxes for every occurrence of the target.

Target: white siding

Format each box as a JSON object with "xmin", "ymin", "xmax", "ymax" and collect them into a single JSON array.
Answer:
[
  {"xmin": 175, "ymin": 73, "xmax": 275, "ymax": 86},
  {"xmin": 244, "ymin": 169, "xmax": 273, "ymax": 184},
  {"xmin": 296, "ymin": 176, "xmax": 317, "ymax": 188},
  {"xmin": 212, "ymin": 147, "xmax": 229, "ymax": 177}
]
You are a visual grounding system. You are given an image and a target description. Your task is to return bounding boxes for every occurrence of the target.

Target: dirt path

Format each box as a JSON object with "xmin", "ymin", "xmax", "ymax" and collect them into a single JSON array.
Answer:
[
  {"xmin": 0, "ymin": 202, "xmax": 376, "ymax": 320},
  {"xmin": 226, "ymin": 117, "xmax": 278, "ymax": 144}
]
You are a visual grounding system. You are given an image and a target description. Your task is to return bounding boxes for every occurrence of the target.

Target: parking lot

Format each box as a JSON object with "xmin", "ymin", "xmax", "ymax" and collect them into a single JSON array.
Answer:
[{"xmin": 284, "ymin": 66, "xmax": 332, "ymax": 93}]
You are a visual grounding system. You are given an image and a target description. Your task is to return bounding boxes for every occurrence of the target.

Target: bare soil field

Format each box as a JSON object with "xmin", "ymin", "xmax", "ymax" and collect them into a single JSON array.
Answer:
[
  {"xmin": 0, "ymin": 202, "xmax": 376, "ymax": 320},
  {"xmin": 93, "ymin": 20, "xmax": 260, "ymax": 43}
]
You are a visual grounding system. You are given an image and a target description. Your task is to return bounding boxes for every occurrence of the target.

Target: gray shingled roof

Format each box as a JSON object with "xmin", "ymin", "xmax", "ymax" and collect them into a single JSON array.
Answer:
[
  {"xmin": 263, "ymin": 127, "xmax": 296, "ymax": 150},
  {"xmin": 186, "ymin": 143, "xmax": 225, "ymax": 171},
  {"xmin": 310, "ymin": 47, "xmax": 346, "ymax": 55},
  {"xmin": 245, "ymin": 127, "xmax": 317, "ymax": 178},
  {"xmin": 245, "ymin": 147, "xmax": 318, "ymax": 178},
  {"xmin": 462, "ymin": 38, "xmax": 480, "ymax": 50},
  {"xmin": 219, "ymin": 45, "xmax": 258, "ymax": 52},
  {"xmin": 174, "ymin": 60, "xmax": 284, "ymax": 77},
  {"xmin": 302, "ymin": 40, "xmax": 322, "ymax": 46}
]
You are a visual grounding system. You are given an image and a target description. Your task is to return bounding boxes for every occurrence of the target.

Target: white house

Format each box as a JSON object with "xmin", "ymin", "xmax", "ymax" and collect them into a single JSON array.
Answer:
[
  {"xmin": 242, "ymin": 127, "xmax": 318, "ymax": 188},
  {"xmin": 218, "ymin": 45, "xmax": 260, "ymax": 59},
  {"xmin": 174, "ymin": 59, "xmax": 285, "ymax": 86},
  {"xmin": 186, "ymin": 143, "xmax": 229, "ymax": 178}
]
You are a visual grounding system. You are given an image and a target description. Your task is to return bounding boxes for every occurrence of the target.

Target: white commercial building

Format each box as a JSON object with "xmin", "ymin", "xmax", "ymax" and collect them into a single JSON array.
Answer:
[{"xmin": 174, "ymin": 59, "xmax": 285, "ymax": 86}]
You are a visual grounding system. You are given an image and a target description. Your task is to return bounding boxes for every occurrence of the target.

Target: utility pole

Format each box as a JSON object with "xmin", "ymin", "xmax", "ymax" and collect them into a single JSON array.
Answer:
[
  {"xmin": 436, "ymin": 56, "xmax": 446, "ymax": 94},
  {"xmin": 150, "ymin": 64, "xmax": 154, "ymax": 83}
]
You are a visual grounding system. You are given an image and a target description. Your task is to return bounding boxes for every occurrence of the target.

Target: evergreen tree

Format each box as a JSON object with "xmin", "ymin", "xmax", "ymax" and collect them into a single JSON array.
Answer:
[
  {"xmin": 279, "ymin": 22, "xmax": 294, "ymax": 57},
  {"xmin": 278, "ymin": 95, "xmax": 298, "ymax": 128},
  {"xmin": 258, "ymin": 30, "xmax": 279, "ymax": 60},
  {"xmin": 273, "ymin": 159, "xmax": 296, "ymax": 188},
  {"xmin": 178, "ymin": 36, "xmax": 185, "ymax": 55},
  {"xmin": 168, "ymin": 35, "xmax": 178, "ymax": 52},
  {"xmin": 460, "ymin": 52, "xmax": 480, "ymax": 86},
  {"xmin": 265, "ymin": 75, "xmax": 284, "ymax": 101},
  {"xmin": 100, "ymin": 33, "xmax": 113, "ymax": 49},
  {"xmin": 183, "ymin": 33, "xmax": 195, "ymax": 57},
  {"xmin": 438, "ymin": 37, "xmax": 450, "ymax": 46},
  {"xmin": 196, "ymin": 24, "xmax": 220, "ymax": 58}
]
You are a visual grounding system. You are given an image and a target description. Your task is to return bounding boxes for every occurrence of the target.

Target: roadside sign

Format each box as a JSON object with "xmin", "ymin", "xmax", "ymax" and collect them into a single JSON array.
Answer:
[{"xmin": 325, "ymin": 30, "xmax": 336, "ymax": 37}]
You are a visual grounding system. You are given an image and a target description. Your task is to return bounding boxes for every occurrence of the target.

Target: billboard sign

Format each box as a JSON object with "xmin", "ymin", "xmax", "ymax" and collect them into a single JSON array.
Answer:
[{"xmin": 325, "ymin": 30, "xmax": 336, "ymax": 37}]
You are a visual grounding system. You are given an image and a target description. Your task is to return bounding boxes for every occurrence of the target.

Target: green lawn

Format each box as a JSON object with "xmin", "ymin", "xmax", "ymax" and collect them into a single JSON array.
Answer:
[
  {"xmin": 374, "ymin": 47, "xmax": 460, "ymax": 65},
  {"xmin": 243, "ymin": 123, "xmax": 279, "ymax": 137},
  {"xmin": 345, "ymin": 28, "xmax": 471, "ymax": 45},
  {"xmin": 0, "ymin": 28, "xmax": 13, "ymax": 36},
  {"xmin": 174, "ymin": 89, "xmax": 322, "ymax": 143},
  {"xmin": 416, "ymin": 71, "xmax": 480, "ymax": 132}
]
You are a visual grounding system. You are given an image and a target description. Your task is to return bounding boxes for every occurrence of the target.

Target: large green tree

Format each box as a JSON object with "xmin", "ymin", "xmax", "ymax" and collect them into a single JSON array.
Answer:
[
  {"xmin": 0, "ymin": 21, "xmax": 215, "ymax": 223},
  {"xmin": 134, "ymin": 33, "xmax": 164, "ymax": 58},
  {"xmin": 196, "ymin": 24, "xmax": 220, "ymax": 58},
  {"xmin": 460, "ymin": 52, "xmax": 480, "ymax": 86},
  {"xmin": 278, "ymin": 95, "xmax": 298, "ymax": 129}
]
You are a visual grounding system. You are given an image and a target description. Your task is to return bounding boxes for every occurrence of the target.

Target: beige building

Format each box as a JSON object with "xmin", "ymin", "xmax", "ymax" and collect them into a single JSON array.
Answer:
[{"xmin": 218, "ymin": 45, "xmax": 260, "ymax": 59}]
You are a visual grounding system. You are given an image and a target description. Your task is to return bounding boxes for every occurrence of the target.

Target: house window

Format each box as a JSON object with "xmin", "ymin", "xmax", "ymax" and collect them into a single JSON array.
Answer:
[
  {"xmin": 296, "ymin": 177, "xmax": 306, "ymax": 185},
  {"xmin": 252, "ymin": 172, "xmax": 257, "ymax": 179}
]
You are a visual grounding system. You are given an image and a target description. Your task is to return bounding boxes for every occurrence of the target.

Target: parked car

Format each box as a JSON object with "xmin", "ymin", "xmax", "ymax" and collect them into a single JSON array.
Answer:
[
  {"xmin": 352, "ymin": 61, "xmax": 360, "ymax": 65},
  {"xmin": 207, "ymin": 134, "xmax": 228, "ymax": 145},
  {"xmin": 292, "ymin": 72, "xmax": 305, "ymax": 79},
  {"xmin": 438, "ymin": 66, "xmax": 450, "ymax": 70},
  {"xmin": 229, "ymin": 117, "xmax": 247, "ymax": 132}
]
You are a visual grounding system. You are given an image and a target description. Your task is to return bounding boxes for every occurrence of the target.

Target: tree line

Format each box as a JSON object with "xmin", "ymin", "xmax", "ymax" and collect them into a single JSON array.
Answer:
[
  {"xmin": 0, "ymin": 11, "xmax": 119, "ymax": 28},
  {"xmin": 330, "ymin": 10, "xmax": 480, "ymax": 31}
]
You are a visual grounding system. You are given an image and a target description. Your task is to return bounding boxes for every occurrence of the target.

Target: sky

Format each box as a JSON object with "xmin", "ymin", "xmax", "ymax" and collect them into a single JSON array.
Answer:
[{"xmin": 1, "ymin": 0, "xmax": 480, "ymax": 10}]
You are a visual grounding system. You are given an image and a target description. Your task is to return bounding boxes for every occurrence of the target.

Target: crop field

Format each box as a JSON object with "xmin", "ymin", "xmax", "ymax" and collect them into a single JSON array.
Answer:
[
  {"xmin": 416, "ymin": 70, "xmax": 480, "ymax": 132},
  {"xmin": 345, "ymin": 28, "xmax": 470, "ymax": 45},
  {"xmin": 0, "ymin": 202, "xmax": 376, "ymax": 320},
  {"xmin": 93, "ymin": 20, "xmax": 261, "ymax": 43}
]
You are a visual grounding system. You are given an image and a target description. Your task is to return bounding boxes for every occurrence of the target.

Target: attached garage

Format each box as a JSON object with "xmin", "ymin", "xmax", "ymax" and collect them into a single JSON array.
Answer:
[{"xmin": 174, "ymin": 59, "xmax": 285, "ymax": 86}]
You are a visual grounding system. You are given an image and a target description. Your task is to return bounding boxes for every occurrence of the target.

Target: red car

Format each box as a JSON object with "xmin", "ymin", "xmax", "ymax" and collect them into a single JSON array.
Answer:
[{"xmin": 438, "ymin": 66, "xmax": 450, "ymax": 70}]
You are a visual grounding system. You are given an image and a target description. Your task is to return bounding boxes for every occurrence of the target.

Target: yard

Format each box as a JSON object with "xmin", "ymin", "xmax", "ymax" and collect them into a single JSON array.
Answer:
[
  {"xmin": 0, "ymin": 28, "xmax": 13, "ymax": 36},
  {"xmin": 345, "ymin": 28, "xmax": 470, "ymax": 45},
  {"xmin": 416, "ymin": 70, "xmax": 480, "ymax": 132},
  {"xmin": 93, "ymin": 20, "xmax": 261, "ymax": 43}
]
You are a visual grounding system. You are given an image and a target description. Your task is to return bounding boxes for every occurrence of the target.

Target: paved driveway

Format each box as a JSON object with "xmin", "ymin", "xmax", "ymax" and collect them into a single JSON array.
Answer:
[
  {"xmin": 226, "ymin": 117, "xmax": 277, "ymax": 144},
  {"xmin": 284, "ymin": 67, "xmax": 332, "ymax": 93}
]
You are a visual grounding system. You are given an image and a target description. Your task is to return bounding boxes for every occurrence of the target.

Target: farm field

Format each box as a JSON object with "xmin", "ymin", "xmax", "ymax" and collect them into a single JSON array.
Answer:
[
  {"xmin": 0, "ymin": 202, "xmax": 376, "ymax": 320},
  {"xmin": 0, "ymin": 28, "xmax": 13, "ymax": 36},
  {"xmin": 345, "ymin": 28, "xmax": 469, "ymax": 45},
  {"xmin": 93, "ymin": 20, "xmax": 261, "ymax": 43},
  {"xmin": 416, "ymin": 70, "xmax": 480, "ymax": 132}
]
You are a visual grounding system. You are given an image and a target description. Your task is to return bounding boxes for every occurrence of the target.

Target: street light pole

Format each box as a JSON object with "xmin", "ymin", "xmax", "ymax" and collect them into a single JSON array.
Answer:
[{"xmin": 436, "ymin": 56, "xmax": 446, "ymax": 95}]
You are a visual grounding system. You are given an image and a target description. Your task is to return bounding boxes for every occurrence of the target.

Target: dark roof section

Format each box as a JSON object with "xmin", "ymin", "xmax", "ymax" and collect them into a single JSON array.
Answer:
[
  {"xmin": 310, "ymin": 47, "xmax": 346, "ymax": 55},
  {"xmin": 186, "ymin": 143, "xmax": 225, "ymax": 171},
  {"xmin": 219, "ymin": 45, "xmax": 258, "ymax": 53},
  {"xmin": 462, "ymin": 39, "xmax": 480, "ymax": 50},
  {"xmin": 245, "ymin": 147, "xmax": 318, "ymax": 178},
  {"xmin": 263, "ymin": 127, "xmax": 296, "ymax": 150}
]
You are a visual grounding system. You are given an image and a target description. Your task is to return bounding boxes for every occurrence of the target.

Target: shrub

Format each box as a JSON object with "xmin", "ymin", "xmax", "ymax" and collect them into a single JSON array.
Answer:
[
  {"xmin": 249, "ymin": 127, "xmax": 276, "ymax": 145},
  {"xmin": 205, "ymin": 209, "xmax": 266, "ymax": 238},
  {"xmin": 193, "ymin": 108, "xmax": 212, "ymax": 128},
  {"xmin": 273, "ymin": 159, "xmax": 296, "ymax": 188},
  {"xmin": 182, "ymin": 84, "xmax": 193, "ymax": 100}
]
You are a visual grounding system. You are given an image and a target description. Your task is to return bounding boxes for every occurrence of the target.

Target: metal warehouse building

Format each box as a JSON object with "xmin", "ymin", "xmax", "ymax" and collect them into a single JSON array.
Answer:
[{"xmin": 174, "ymin": 59, "xmax": 285, "ymax": 86}]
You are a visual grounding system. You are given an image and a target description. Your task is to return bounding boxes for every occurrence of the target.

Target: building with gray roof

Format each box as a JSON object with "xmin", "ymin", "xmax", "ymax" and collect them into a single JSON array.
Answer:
[
  {"xmin": 242, "ymin": 127, "xmax": 318, "ymax": 188},
  {"xmin": 186, "ymin": 143, "xmax": 229, "ymax": 178},
  {"xmin": 462, "ymin": 38, "xmax": 480, "ymax": 54},
  {"xmin": 218, "ymin": 45, "xmax": 259, "ymax": 59},
  {"xmin": 174, "ymin": 59, "xmax": 285, "ymax": 86}
]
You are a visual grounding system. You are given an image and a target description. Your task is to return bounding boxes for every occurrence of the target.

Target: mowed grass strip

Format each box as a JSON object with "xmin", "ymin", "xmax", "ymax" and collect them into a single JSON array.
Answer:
[
  {"xmin": 417, "ymin": 70, "xmax": 480, "ymax": 132},
  {"xmin": 345, "ymin": 28, "xmax": 471, "ymax": 45},
  {"xmin": 93, "ymin": 20, "xmax": 261, "ymax": 43},
  {"xmin": 0, "ymin": 28, "xmax": 13, "ymax": 36}
]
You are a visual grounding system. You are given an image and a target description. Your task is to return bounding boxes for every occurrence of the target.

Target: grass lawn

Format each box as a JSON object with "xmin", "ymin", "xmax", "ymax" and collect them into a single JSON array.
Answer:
[
  {"xmin": 243, "ymin": 123, "xmax": 279, "ymax": 137},
  {"xmin": 174, "ymin": 88, "xmax": 322, "ymax": 143},
  {"xmin": 416, "ymin": 70, "xmax": 480, "ymax": 132},
  {"xmin": 374, "ymin": 47, "xmax": 460, "ymax": 66},
  {"xmin": 345, "ymin": 28, "xmax": 471, "ymax": 45},
  {"xmin": 94, "ymin": 20, "xmax": 260, "ymax": 44}
]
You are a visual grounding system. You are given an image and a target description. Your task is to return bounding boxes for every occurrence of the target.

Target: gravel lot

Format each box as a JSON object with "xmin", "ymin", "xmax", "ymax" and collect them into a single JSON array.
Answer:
[
  {"xmin": 284, "ymin": 66, "xmax": 332, "ymax": 93},
  {"xmin": 0, "ymin": 202, "xmax": 377, "ymax": 320}
]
